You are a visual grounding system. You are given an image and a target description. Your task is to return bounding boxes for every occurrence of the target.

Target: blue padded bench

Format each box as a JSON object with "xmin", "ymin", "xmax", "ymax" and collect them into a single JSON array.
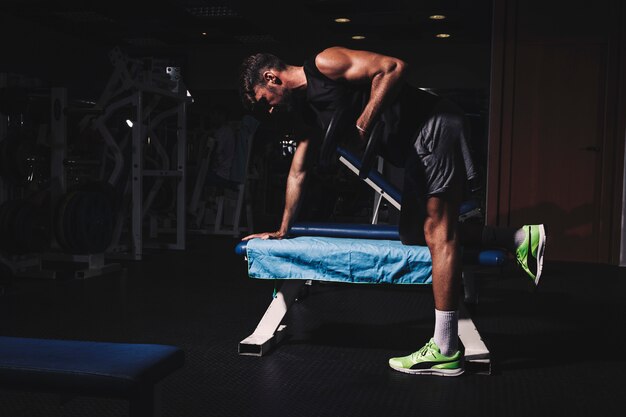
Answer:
[
  {"xmin": 236, "ymin": 235, "xmax": 493, "ymax": 373},
  {"xmin": 336, "ymin": 146, "xmax": 483, "ymax": 221},
  {"xmin": 235, "ymin": 147, "xmax": 500, "ymax": 373},
  {"xmin": 235, "ymin": 222, "xmax": 506, "ymax": 270},
  {"xmin": 0, "ymin": 336, "xmax": 184, "ymax": 417},
  {"xmin": 286, "ymin": 223, "xmax": 506, "ymax": 267}
]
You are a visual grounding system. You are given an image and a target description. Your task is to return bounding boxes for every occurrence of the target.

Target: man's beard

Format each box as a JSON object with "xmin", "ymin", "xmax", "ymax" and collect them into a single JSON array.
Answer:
[{"xmin": 268, "ymin": 85, "xmax": 293, "ymax": 112}]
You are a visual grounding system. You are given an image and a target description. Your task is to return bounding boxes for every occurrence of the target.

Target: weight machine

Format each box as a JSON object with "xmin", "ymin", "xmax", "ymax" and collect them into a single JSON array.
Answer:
[{"xmin": 81, "ymin": 47, "xmax": 191, "ymax": 260}]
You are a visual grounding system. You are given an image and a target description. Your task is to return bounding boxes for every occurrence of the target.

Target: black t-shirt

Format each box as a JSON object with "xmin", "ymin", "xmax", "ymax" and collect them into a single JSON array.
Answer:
[{"xmin": 302, "ymin": 55, "xmax": 439, "ymax": 167}]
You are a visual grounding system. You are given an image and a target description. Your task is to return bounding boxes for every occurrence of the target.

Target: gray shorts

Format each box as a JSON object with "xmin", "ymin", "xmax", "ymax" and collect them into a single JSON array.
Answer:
[{"xmin": 398, "ymin": 99, "xmax": 473, "ymax": 244}]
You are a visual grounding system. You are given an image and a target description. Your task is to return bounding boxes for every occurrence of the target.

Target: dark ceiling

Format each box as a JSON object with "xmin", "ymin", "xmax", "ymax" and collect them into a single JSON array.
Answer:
[{"xmin": 0, "ymin": 0, "xmax": 493, "ymax": 53}]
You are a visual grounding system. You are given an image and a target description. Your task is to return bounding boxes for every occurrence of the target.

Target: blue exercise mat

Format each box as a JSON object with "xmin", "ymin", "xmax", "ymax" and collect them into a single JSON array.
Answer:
[{"xmin": 246, "ymin": 236, "xmax": 433, "ymax": 285}]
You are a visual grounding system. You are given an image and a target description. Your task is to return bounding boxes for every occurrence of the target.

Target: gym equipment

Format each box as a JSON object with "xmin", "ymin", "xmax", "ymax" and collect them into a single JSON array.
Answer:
[
  {"xmin": 50, "ymin": 46, "xmax": 191, "ymax": 262},
  {"xmin": 320, "ymin": 105, "xmax": 385, "ymax": 179},
  {"xmin": 187, "ymin": 116, "xmax": 259, "ymax": 237},
  {"xmin": 319, "ymin": 106, "xmax": 351, "ymax": 166},
  {"xmin": 235, "ymin": 233, "xmax": 495, "ymax": 372},
  {"xmin": 0, "ymin": 128, "xmax": 49, "ymax": 185},
  {"xmin": 54, "ymin": 187, "xmax": 114, "ymax": 255},
  {"xmin": 238, "ymin": 236, "xmax": 433, "ymax": 284},
  {"xmin": 235, "ymin": 146, "xmax": 497, "ymax": 373},
  {"xmin": 285, "ymin": 223, "xmax": 505, "ymax": 266},
  {"xmin": 0, "ymin": 336, "xmax": 184, "ymax": 417},
  {"xmin": 143, "ymin": 157, "xmax": 176, "ymax": 214},
  {"xmin": 358, "ymin": 120, "xmax": 384, "ymax": 179},
  {"xmin": 336, "ymin": 146, "xmax": 484, "ymax": 224}
]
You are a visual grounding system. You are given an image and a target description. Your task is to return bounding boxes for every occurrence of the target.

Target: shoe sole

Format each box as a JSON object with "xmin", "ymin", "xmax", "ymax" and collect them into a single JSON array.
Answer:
[
  {"xmin": 389, "ymin": 364, "xmax": 465, "ymax": 377},
  {"xmin": 534, "ymin": 224, "xmax": 546, "ymax": 286}
]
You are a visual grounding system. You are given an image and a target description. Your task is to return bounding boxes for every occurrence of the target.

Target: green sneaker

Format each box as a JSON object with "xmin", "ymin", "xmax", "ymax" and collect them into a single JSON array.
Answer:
[
  {"xmin": 516, "ymin": 224, "xmax": 546, "ymax": 285},
  {"xmin": 388, "ymin": 338, "xmax": 464, "ymax": 376}
]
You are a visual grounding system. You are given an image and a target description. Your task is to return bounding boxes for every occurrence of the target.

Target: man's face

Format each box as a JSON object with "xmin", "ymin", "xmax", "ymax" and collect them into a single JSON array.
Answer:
[{"xmin": 253, "ymin": 83, "xmax": 292, "ymax": 114}]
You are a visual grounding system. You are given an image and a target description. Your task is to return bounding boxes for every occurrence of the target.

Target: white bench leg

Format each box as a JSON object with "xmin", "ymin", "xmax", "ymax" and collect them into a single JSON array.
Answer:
[
  {"xmin": 458, "ymin": 302, "xmax": 491, "ymax": 373},
  {"xmin": 462, "ymin": 270, "xmax": 479, "ymax": 304},
  {"xmin": 239, "ymin": 280, "xmax": 305, "ymax": 356}
]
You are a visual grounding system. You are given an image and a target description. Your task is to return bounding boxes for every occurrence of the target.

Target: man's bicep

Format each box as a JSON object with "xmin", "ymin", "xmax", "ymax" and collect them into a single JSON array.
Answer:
[{"xmin": 294, "ymin": 121, "xmax": 323, "ymax": 164}]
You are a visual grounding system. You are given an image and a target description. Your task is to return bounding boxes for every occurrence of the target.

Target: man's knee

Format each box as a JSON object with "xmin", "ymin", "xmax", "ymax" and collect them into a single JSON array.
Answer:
[
  {"xmin": 424, "ymin": 202, "xmax": 459, "ymax": 249},
  {"xmin": 424, "ymin": 217, "xmax": 448, "ymax": 247},
  {"xmin": 424, "ymin": 221, "xmax": 460, "ymax": 265}
]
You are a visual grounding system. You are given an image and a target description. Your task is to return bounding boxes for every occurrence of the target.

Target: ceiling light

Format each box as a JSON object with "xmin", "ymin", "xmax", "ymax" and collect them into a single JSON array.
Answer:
[
  {"xmin": 201, "ymin": 32, "xmax": 207, "ymax": 36},
  {"xmin": 334, "ymin": 17, "xmax": 351, "ymax": 23},
  {"xmin": 351, "ymin": 35, "xmax": 366, "ymax": 40},
  {"xmin": 435, "ymin": 33, "xmax": 451, "ymax": 38},
  {"xmin": 429, "ymin": 14, "xmax": 446, "ymax": 20}
]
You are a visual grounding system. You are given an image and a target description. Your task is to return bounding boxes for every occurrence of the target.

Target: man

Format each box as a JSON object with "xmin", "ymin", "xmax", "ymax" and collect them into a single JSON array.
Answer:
[{"xmin": 238, "ymin": 47, "xmax": 546, "ymax": 376}]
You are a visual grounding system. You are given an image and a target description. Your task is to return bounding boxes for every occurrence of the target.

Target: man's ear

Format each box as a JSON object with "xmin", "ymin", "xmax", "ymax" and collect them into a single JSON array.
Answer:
[{"xmin": 263, "ymin": 71, "xmax": 281, "ymax": 85}]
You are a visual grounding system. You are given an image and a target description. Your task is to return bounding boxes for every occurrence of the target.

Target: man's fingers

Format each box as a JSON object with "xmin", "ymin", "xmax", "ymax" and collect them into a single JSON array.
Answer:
[{"xmin": 241, "ymin": 232, "xmax": 281, "ymax": 241}]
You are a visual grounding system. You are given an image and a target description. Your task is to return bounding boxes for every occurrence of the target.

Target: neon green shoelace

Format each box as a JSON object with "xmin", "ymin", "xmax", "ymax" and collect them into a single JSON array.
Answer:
[{"xmin": 411, "ymin": 340, "xmax": 436, "ymax": 361}]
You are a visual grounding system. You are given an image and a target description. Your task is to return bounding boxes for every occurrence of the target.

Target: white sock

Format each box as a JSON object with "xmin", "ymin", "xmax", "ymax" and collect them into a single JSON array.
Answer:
[
  {"xmin": 433, "ymin": 309, "xmax": 458, "ymax": 356},
  {"xmin": 482, "ymin": 225, "xmax": 527, "ymax": 252},
  {"xmin": 513, "ymin": 227, "xmax": 527, "ymax": 248}
]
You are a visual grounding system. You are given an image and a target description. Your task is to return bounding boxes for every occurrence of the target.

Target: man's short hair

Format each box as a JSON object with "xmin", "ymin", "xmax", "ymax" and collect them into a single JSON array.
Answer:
[{"xmin": 239, "ymin": 53, "xmax": 287, "ymax": 110}]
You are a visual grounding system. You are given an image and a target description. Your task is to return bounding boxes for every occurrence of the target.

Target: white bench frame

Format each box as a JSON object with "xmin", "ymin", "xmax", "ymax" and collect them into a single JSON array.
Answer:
[
  {"xmin": 239, "ymin": 276, "xmax": 490, "ymax": 373},
  {"xmin": 239, "ymin": 150, "xmax": 491, "ymax": 373}
]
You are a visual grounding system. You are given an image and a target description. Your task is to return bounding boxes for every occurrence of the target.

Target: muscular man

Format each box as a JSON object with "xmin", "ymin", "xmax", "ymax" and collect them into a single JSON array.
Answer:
[{"xmin": 238, "ymin": 47, "xmax": 546, "ymax": 376}]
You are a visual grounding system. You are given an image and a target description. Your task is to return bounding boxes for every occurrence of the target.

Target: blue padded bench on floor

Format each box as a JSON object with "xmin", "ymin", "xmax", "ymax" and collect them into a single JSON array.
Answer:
[
  {"xmin": 287, "ymin": 223, "xmax": 506, "ymax": 267},
  {"xmin": 0, "ymin": 336, "xmax": 184, "ymax": 417},
  {"xmin": 235, "ymin": 147, "xmax": 503, "ymax": 373},
  {"xmin": 235, "ymin": 234, "xmax": 494, "ymax": 373}
]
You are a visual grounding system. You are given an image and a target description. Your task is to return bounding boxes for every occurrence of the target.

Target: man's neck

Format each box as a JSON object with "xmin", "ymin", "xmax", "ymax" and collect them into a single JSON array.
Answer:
[{"xmin": 282, "ymin": 65, "xmax": 307, "ymax": 91}]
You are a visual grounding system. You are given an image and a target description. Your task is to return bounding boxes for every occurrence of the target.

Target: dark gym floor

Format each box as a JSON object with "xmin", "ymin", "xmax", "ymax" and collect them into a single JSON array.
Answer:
[{"xmin": 0, "ymin": 234, "xmax": 624, "ymax": 417}]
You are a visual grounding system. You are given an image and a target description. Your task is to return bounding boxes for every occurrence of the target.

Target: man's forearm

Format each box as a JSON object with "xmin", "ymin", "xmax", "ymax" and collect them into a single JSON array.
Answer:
[
  {"xmin": 358, "ymin": 62, "xmax": 407, "ymax": 132},
  {"xmin": 277, "ymin": 136, "xmax": 311, "ymax": 236},
  {"xmin": 278, "ymin": 170, "xmax": 307, "ymax": 235}
]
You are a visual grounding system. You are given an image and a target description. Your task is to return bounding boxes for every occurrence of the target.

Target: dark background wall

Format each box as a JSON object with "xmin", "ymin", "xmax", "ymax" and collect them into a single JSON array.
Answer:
[
  {"xmin": 1, "ymin": 0, "xmax": 625, "ymax": 264},
  {"xmin": 488, "ymin": 0, "xmax": 626, "ymax": 264},
  {"xmin": 0, "ymin": 13, "xmax": 111, "ymax": 100}
]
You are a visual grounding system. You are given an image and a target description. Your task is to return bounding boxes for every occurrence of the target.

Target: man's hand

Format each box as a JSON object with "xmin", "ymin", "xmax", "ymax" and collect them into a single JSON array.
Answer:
[
  {"xmin": 241, "ymin": 230, "xmax": 287, "ymax": 241},
  {"xmin": 355, "ymin": 120, "xmax": 369, "ymax": 146}
]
